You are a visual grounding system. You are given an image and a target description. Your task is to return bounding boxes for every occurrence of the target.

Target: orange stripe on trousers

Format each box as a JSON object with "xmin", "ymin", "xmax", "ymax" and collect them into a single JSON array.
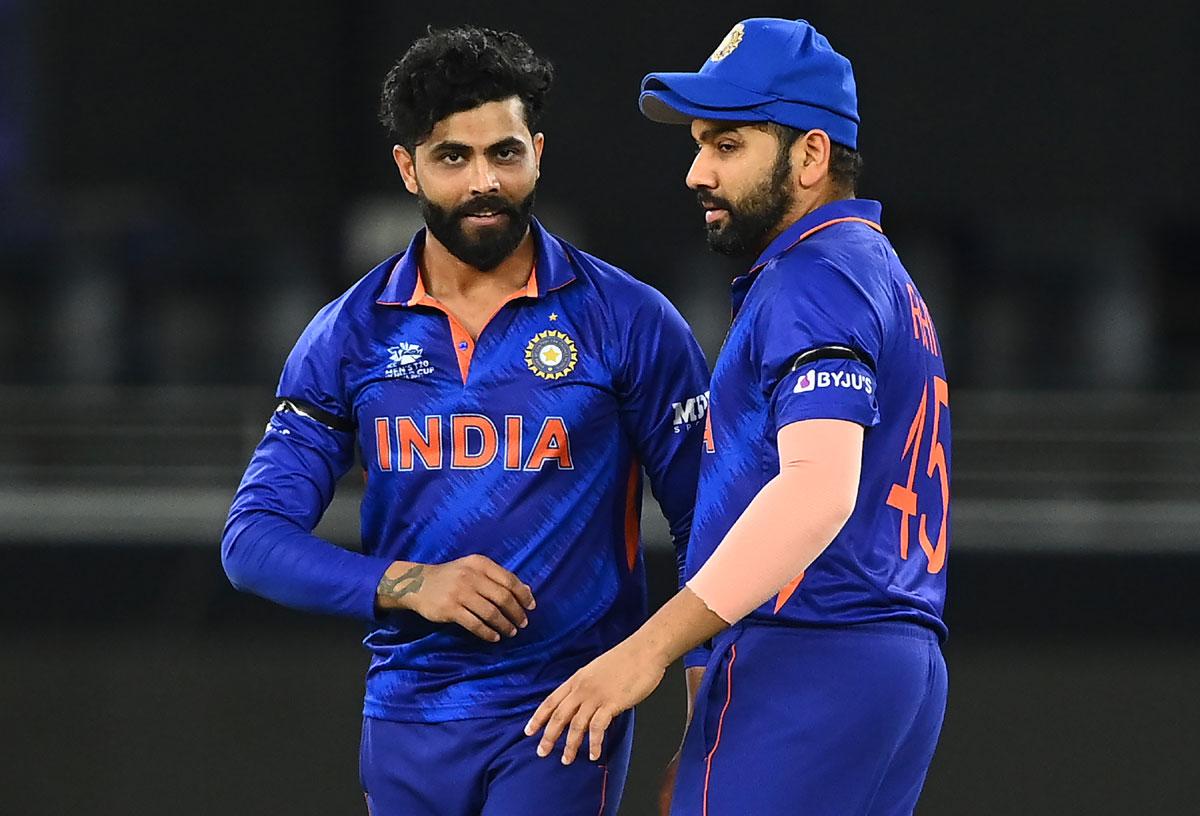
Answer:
[
  {"xmin": 596, "ymin": 764, "xmax": 609, "ymax": 815},
  {"xmin": 702, "ymin": 643, "xmax": 737, "ymax": 816}
]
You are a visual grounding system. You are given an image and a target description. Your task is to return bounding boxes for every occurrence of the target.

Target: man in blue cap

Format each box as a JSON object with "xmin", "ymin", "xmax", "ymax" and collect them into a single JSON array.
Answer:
[{"xmin": 526, "ymin": 19, "xmax": 950, "ymax": 815}]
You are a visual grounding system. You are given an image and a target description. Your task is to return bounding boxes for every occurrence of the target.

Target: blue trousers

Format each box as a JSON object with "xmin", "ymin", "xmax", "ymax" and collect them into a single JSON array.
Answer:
[
  {"xmin": 361, "ymin": 709, "xmax": 633, "ymax": 816},
  {"xmin": 671, "ymin": 622, "xmax": 947, "ymax": 816}
]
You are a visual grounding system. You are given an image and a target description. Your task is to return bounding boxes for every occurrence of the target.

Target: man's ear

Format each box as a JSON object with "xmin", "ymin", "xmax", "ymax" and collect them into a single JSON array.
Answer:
[
  {"xmin": 532, "ymin": 132, "xmax": 545, "ymax": 180},
  {"xmin": 794, "ymin": 129, "xmax": 832, "ymax": 190},
  {"xmin": 393, "ymin": 145, "xmax": 420, "ymax": 195}
]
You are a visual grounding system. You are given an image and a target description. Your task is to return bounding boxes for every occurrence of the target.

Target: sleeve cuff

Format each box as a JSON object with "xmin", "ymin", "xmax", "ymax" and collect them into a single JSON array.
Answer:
[{"xmin": 356, "ymin": 555, "xmax": 398, "ymax": 623}]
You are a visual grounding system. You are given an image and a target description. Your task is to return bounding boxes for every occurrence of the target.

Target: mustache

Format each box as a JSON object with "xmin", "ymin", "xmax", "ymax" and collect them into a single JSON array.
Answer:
[
  {"xmin": 453, "ymin": 195, "xmax": 521, "ymax": 219},
  {"xmin": 696, "ymin": 191, "xmax": 734, "ymax": 211}
]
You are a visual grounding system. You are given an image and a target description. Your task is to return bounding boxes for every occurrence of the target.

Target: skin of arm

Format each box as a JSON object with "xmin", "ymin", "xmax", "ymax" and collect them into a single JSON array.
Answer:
[{"xmin": 524, "ymin": 418, "xmax": 864, "ymax": 764}]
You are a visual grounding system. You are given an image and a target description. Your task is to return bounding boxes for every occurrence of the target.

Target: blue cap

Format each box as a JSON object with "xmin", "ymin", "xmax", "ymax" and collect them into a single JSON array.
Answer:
[{"xmin": 639, "ymin": 19, "xmax": 859, "ymax": 149}]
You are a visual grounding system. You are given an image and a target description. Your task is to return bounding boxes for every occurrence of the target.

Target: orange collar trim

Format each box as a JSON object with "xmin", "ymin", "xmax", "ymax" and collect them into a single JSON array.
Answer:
[
  {"xmin": 750, "ymin": 216, "xmax": 883, "ymax": 275},
  {"xmin": 406, "ymin": 263, "xmax": 538, "ymax": 308}
]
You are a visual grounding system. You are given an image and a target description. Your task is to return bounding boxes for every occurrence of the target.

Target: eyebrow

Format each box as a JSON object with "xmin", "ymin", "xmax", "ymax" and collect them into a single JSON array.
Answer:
[
  {"xmin": 695, "ymin": 124, "xmax": 743, "ymax": 143},
  {"xmin": 428, "ymin": 140, "xmax": 472, "ymax": 154},
  {"xmin": 427, "ymin": 137, "xmax": 526, "ymax": 155},
  {"xmin": 487, "ymin": 137, "xmax": 525, "ymax": 153}
]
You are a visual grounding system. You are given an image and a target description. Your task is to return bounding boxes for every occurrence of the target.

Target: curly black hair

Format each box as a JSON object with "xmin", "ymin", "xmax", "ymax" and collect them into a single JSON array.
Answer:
[{"xmin": 379, "ymin": 26, "xmax": 555, "ymax": 151}]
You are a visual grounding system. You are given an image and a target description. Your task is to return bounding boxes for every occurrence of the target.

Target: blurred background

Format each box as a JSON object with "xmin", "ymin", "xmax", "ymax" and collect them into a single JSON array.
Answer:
[{"xmin": 2, "ymin": 1, "xmax": 1198, "ymax": 813}]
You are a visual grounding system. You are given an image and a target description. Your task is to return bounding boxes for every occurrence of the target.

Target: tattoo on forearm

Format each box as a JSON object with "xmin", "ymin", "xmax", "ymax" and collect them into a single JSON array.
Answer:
[{"xmin": 378, "ymin": 566, "xmax": 425, "ymax": 599}]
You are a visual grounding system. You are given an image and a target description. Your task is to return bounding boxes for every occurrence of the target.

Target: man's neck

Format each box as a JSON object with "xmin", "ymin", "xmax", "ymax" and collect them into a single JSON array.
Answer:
[
  {"xmin": 421, "ymin": 228, "xmax": 536, "ymax": 301},
  {"xmin": 757, "ymin": 188, "xmax": 853, "ymax": 256}
]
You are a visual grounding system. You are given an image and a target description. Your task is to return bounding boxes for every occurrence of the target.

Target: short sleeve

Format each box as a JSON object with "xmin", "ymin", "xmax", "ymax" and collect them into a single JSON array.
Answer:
[{"xmin": 753, "ymin": 256, "xmax": 885, "ymax": 432}]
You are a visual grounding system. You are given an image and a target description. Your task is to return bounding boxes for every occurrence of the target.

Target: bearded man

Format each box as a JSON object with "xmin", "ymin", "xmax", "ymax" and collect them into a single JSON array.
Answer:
[
  {"xmin": 221, "ymin": 25, "xmax": 709, "ymax": 816},
  {"xmin": 528, "ymin": 19, "xmax": 951, "ymax": 816}
]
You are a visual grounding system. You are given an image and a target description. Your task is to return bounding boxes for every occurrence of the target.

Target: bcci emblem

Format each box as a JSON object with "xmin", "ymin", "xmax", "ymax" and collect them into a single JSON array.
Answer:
[
  {"xmin": 525, "ymin": 330, "xmax": 578, "ymax": 380},
  {"xmin": 709, "ymin": 23, "xmax": 745, "ymax": 62}
]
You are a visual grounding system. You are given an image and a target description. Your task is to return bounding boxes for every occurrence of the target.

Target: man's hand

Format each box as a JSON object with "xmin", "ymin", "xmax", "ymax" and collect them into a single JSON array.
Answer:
[
  {"xmin": 524, "ymin": 638, "xmax": 669, "ymax": 765},
  {"xmin": 375, "ymin": 555, "xmax": 535, "ymax": 642}
]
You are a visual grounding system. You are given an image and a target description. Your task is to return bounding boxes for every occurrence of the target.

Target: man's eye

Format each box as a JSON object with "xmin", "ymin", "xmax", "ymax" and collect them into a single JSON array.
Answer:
[
  {"xmin": 717, "ymin": 142, "xmax": 737, "ymax": 153},
  {"xmin": 496, "ymin": 148, "xmax": 517, "ymax": 160},
  {"xmin": 442, "ymin": 152, "xmax": 464, "ymax": 164}
]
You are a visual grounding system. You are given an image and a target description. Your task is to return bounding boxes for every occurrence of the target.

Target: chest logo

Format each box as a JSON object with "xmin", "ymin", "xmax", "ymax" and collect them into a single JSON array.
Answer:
[
  {"xmin": 386, "ymin": 342, "xmax": 434, "ymax": 380},
  {"xmin": 525, "ymin": 330, "xmax": 578, "ymax": 380}
]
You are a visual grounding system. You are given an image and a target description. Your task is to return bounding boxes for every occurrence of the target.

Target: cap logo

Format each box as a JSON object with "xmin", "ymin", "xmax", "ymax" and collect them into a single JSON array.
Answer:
[{"xmin": 709, "ymin": 23, "xmax": 745, "ymax": 62}]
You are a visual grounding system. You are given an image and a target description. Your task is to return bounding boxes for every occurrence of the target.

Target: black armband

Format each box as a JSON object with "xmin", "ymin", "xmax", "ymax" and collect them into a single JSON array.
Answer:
[
  {"xmin": 786, "ymin": 345, "xmax": 875, "ymax": 374},
  {"xmin": 275, "ymin": 398, "xmax": 355, "ymax": 432}
]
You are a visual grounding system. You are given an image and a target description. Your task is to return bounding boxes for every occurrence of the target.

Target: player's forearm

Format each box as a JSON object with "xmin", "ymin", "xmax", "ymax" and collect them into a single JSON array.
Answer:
[
  {"xmin": 625, "ymin": 586, "xmax": 729, "ymax": 670},
  {"xmin": 687, "ymin": 419, "xmax": 862, "ymax": 624},
  {"xmin": 221, "ymin": 509, "xmax": 393, "ymax": 622}
]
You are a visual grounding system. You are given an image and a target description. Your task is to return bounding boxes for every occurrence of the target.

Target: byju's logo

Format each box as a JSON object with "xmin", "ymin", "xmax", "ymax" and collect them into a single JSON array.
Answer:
[
  {"xmin": 794, "ymin": 368, "xmax": 873, "ymax": 395},
  {"xmin": 386, "ymin": 342, "xmax": 434, "ymax": 380}
]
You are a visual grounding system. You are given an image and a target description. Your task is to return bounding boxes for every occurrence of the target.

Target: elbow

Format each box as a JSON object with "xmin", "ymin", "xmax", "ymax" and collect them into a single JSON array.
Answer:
[
  {"xmin": 829, "ymin": 489, "xmax": 857, "ymax": 532},
  {"xmin": 220, "ymin": 514, "xmax": 256, "ymax": 593}
]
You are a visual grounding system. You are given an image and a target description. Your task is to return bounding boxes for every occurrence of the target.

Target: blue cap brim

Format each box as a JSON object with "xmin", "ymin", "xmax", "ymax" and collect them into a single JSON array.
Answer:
[{"xmin": 639, "ymin": 71, "xmax": 774, "ymax": 124}]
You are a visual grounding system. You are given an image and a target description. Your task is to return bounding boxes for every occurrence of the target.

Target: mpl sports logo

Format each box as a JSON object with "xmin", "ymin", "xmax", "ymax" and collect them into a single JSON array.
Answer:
[
  {"xmin": 794, "ymin": 368, "xmax": 874, "ymax": 395},
  {"xmin": 671, "ymin": 390, "xmax": 710, "ymax": 433},
  {"xmin": 386, "ymin": 342, "xmax": 434, "ymax": 380}
]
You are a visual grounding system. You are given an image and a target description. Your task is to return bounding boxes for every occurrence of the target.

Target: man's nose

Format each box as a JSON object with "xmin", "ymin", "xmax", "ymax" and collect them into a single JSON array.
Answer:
[
  {"xmin": 686, "ymin": 151, "xmax": 716, "ymax": 192},
  {"xmin": 468, "ymin": 156, "xmax": 500, "ymax": 195}
]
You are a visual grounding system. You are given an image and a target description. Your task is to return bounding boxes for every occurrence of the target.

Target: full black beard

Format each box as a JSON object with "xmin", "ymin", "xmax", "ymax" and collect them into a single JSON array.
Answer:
[
  {"xmin": 699, "ymin": 152, "xmax": 794, "ymax": 257},
  {"xmin": 420, "ymin": 189, "xmax": 536, "ymax": 271}
]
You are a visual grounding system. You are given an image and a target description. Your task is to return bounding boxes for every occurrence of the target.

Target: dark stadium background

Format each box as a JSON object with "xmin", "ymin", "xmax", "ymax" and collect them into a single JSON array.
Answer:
[{"xmin": 2, "ymin": 1, "xmax": 1198, "ymax": 813}]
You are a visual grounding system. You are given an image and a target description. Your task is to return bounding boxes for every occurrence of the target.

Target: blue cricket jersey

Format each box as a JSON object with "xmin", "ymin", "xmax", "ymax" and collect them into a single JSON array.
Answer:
[
  {"xmin": 687, "ymin": 198, "xmax": 950, "ymax": 658},
  {"xmin": 222, "ymin": 219, "xmax": 710, "ymax": 722}
]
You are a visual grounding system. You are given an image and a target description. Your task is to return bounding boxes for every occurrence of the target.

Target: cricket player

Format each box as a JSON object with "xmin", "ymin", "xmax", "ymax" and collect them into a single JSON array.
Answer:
[
  {"xmin": 526, "ymin": 18, "xmax": 950, "ymax": 815},
  {"xmin": 221, "ymin": 26, "xmax": 709, "ymax": 816}
]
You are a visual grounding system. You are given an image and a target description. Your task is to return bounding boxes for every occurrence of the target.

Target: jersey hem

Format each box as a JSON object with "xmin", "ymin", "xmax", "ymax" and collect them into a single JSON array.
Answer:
[{"xmin": 362, "ymin": 690, "xmax": 549, "ymax": 724}]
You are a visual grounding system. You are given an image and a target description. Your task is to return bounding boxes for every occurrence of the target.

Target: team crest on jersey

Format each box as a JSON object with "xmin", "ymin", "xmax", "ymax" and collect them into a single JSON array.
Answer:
[
  {"xmin": 385, "ymin": 342, "xmax": 434, "ymax": 380},
  {"xmin": 525, "ymin": 330, "xmax": 578, "ymax": 380},
  {"xmin": 709, "ymin": 23, "xmax": 745, "ymax": 62}
]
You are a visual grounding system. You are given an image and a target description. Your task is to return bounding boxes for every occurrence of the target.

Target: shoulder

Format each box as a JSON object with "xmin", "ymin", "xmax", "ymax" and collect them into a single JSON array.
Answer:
[
  {"xmin": 294, "ymin": 252, "xmax": 403, "ymax": 351},
  {"xmin": 557, "ymin": 239, "xmax": 683, "ymax": 324},
  {"xmin": 756, "ymin": 230, "xmax": 893, "ymax": 314}
]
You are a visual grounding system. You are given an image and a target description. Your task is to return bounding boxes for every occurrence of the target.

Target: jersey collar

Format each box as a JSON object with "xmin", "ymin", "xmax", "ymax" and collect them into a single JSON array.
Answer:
[
  {"xmin": 748, "ymin": 198, "xmax": 883, "ymax": 276},
  {"xmin": 377, "ymin": 217, "xmax": 577, "ymax": 307}
]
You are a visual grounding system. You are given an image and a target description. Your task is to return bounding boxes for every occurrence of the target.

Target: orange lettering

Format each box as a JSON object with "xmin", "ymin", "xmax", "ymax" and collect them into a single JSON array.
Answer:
[
  {"xmin": 504, "ymin": 416, "xmax": 523, "ymax": 470},
  {"xmin": 906, "ymin": 283, "xmax": 923, "ymax": 344},
  {"xmin": 375, "ymin": 417, "xmax": 392, "ymax": 471},
  {"xmin": 397, "ymin": 416, "xmax": 442, "ymax": 470},
  {"xmin": 525, "ymin": 417, "xmax": 573, "ymax": 470},
  {"xmin": 885, "ymin": 377, "xmax": 949, "ymax": 573},
  {"xmin": 917, "ymin": 377, "xmax": 950, "ymax": 573},
  {"xmin": 452, "ymin": 415, "xmax": 498, "ymax": 469},
  {"xmin": 886, "ymin": 383, "xmax": 926, "ymax": 560}
]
